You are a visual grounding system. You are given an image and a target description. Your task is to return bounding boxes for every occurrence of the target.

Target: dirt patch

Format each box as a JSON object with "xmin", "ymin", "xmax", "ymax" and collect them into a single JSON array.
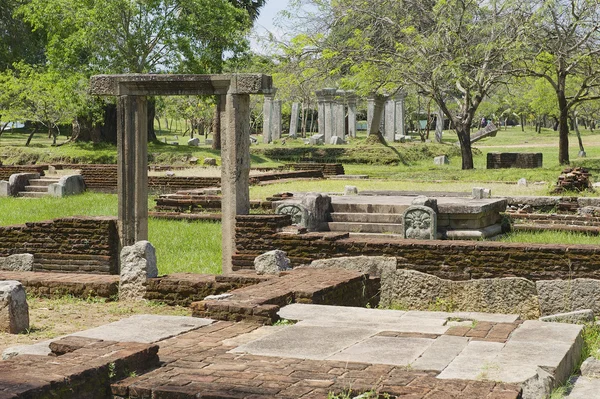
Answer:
[{"xmin": 0, "ymin": 296, "xmax": 190, "ymax": 355}]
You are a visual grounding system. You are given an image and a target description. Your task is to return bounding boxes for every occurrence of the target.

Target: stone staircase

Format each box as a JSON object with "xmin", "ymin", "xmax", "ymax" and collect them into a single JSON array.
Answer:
[
  {"xmin": 328, "ymin": 199, "xmax": 406, "ymax": 236},
  {"xmin": 17, "ymin": 177, "xmax": 60, "ymax": 198}
]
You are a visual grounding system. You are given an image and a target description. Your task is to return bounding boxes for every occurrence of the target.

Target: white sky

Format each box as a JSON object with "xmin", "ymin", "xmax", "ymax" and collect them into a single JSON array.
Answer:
[{"xmin": 250, "ymin": 0, "xmax": 294, "ymax": 53}]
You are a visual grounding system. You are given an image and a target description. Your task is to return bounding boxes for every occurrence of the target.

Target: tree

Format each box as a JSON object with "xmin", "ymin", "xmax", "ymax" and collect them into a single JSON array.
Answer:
[
  {"xmin": 521, "ymin": 0, "xmax": 600, "ymax": 164},
  {"xmin": 292, "ymin": 0, "xmax": 527, "ymax": 169},
  {"xmin": 19, "ymin": 0, "xmax": 251, "ymax": 143},
  {"xmin": 0, "ymin": 0, "xmax": 46, "ymax": 72}
]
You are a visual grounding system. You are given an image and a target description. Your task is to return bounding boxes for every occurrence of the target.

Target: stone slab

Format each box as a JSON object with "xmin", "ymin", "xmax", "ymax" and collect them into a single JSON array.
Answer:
[
  {"xmin": 411, "ymin": 335, "xmax": 469, "ymax": 371},
  {"xmin": 437, "ymin": 340, "xmax": 505, "ymax": 380},
  {"xmin": 327, "ymin": 336, "xmax": 434, "ymax": 366},
  {"xmin": 221, "ymin": 325, "xmax": 288, "ymax": 347},
  {"xmin": 229, "ymin": 322, "xmax": 379, "ymax": 360},
  {"xmin": 72, "ymin": 315, "xmax": 213, "ymax": 343},
  {"xmin": 566, "ymin": 376, "xmax": 600, "ymax": 399},
  {"xmin": 509, "ymin": 320, "xmax": 583, "ymax": 344}
]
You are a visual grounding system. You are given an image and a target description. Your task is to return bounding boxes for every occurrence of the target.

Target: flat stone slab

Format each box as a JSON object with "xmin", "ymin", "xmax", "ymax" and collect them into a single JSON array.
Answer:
[
  {"xmin": 327, "ymin": 336, "xmax": 434, "ymax": 365},
  {"xmin": 72, "ymin": 315, "xmax": 213, "ymax": 343},
  {"xmin": 566, "ymin": 376, "xmax": 600, "ymax": 399},
  {"xmin": 411, "ymin": 335, "xmax": 469, "ymax": 371}
]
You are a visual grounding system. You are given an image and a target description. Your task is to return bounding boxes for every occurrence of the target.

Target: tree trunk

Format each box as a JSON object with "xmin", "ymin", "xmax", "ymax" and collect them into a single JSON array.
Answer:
[
  {"xmin": 520, "ymin": 114, "xmax": 525, "ymax": 132},
  {"xmin": 455, "ymin": 124, "xmax": 474, "ymax": 170},
  {"xmin": 25, "ymin": 127, "xmax": 37, "ymax": 146},
  {"xmin": 572, "ymin": 113, "xmax": 585, "ymax": 154},
  {"xmin": 212, "ymin": 96, "xmax": 222, "ymax": 150},
  {"xmin": 557, "ymin": 88, "xmax": 570, "ymax": 165},
  {"xmin": 0, "ymin": 121, "xmax": 9, "ymax": 137},
  {"xmin": 147, "ymin": 97, "xmax": 158, "ymax": 143}
]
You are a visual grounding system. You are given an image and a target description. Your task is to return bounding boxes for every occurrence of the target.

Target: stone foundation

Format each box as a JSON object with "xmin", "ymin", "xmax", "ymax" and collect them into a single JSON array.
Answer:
[{"xmin": 487, "ymin": 153, "xmax": 543, "ymax": 169}]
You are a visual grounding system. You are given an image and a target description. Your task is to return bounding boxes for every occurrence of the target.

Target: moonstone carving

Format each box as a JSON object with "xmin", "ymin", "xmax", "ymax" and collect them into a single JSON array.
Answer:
[
  {"xmin": 403, "ymin": 205, "xmax": 437, "ymax": 240},
  {"xmin": 276, "ymin": 204, "xmax": 308, "ymax": 227}
]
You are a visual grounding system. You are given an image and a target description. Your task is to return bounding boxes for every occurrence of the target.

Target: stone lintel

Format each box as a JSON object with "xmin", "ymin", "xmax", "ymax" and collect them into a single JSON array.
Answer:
[{"xmin": 90, "ymin": 74, "xmax": 273, "ymax": 96}]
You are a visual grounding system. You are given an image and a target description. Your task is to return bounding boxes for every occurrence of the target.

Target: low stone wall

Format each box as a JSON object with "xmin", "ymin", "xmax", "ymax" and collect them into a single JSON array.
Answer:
[
  {"xmin": 0, "ymin": 217, "xmax": 120, "ymax": 274},
  {"xmin": 507, "ymin": 195, "xmax": 600, "ymax": 213},
  {"xmin": 487, "ymin": 152, "xmax": 543, "ymax": 169},
  {"xmin": 234, "ymin": 215, "xmax": 600, "ymax": 280}
]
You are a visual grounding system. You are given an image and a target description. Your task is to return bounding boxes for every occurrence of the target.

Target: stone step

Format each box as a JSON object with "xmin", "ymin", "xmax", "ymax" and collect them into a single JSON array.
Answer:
[
  {"xmin": 349, "ymin": 232, "xmax": 405, "ymax": 239},
  {"xmin": 23, "ymin": 185, "xmax": 48, "ymax": 193},
  {"xmin": 331, "ymin": 202, "xmax": 409, "ymax": 214},
  {"xmin": 331, "ymin": 212, "xmax": 404, "ymax": 224},
  {"xmin": 28, "ymin": 178, "xmax": 60, "ymax": 187},
  {"xmin": 328, "ymin": 221, "xmax": 404, "ymax": 234},
  {"xmin": 17, "ymin": 191, "xmax": 50, "ymax": 198}
]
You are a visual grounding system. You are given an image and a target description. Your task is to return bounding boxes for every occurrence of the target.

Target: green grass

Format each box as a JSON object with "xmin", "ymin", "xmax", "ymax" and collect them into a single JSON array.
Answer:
[
  {"xmin": 0, "ymin": 193, "xmax": 222, "ymax": 275},
  {"xmin": 499, "ymin": 231, "xmax": 600, "ymax": 246}
]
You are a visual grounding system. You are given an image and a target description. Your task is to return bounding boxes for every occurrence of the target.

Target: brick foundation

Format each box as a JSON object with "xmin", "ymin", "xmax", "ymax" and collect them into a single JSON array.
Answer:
[
  {"xmin": 0, "ymin": 217, "xmax": 120, "ymax": 274},
  {"xmin": 0, "ymin": 165, "xmax": 47, "ymax": 180},
  {"xmin": 487, "ymin": 153, "xmax": 543, "ymax": 169},
  {"xmin": 235, "ymin": 215, "xmax": 600, "ymax": 281}
]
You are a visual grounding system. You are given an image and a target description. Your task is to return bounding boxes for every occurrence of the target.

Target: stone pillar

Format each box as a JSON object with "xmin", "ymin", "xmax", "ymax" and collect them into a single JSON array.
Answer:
[
  {"xmin": 221, "ymin": 90, "xmax": 251, "ymax": 275},
  {"xmin": 316, "ymin": 90, "xmax": 325, "ymax": 136},
  {"xmin": 435, "ymin": 107, "xmax": 444, "ymax": 143},
  {"xmin": 322, "ymin": 88, "xmax": 337, "ymax": 143},
  {"xmin": 117, "ymin": 95, "xmax": 148, "ymax": 248},
  {"xmin": 367, "ymin": 94, "xmax": 387, "ymax": 136},
  {"xmin": 335, "ymin": 90, "xmax": 346, "ymax": 139},
  {"xmin": 346, "ymin": 91, "xmax": 357, "ymax": 138},
  {"xmin": 395, "ymin": 90, "xmax": 407, "ymax": 137},
  {"xmin": 384, "ymin": 98, "xmax": 396, "ymax": 142},
  {"xmin": 272, "ymin": 100, "xmax": 282, "ymax": 140},
  {"xmin": 289, "ymin": 102, "xmax": 300, "ymax": 138},
  {"xmin": 262, "ymin": 89, "xmax": 276, "ymax": 143}
]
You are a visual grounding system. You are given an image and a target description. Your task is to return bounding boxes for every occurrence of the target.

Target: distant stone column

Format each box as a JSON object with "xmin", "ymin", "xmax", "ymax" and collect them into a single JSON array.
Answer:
[
  {"xmin": 221, "ymin": 91, "xmax": 251, "ymax": 275},
  {"xmin": 289, "ymin": 102, "xmax": 300, "ymax": 138},
  {"xmin": 117, "ymin": 95, "xmax": 148, "ymax": 247},
  {"xmin": 262, "ymin": 89, "xmax": 276, "ymax": 143},
  {"xmin": 272, "ymin": 99, "xmax": 282, "ymax": 140},
  {"xmin": 395, "ymin": 90, "xmax": 407, "ymax": 137},
  {"xmin": 346, "ymin": 91, "xmax": 357, "ymax": 138},
  {"xmin": 367, "ymin": 94, "xmax": 387, "ymax": 136},
  {"xmin": 335, "ymin": 90, "xmax": 346, "ymax": 140},
  {"xmin": 322, "ymin": 88, "xmax": 337, "ymax": 143},
  {"xmin": 316, "ymin": 90, "xmax": 325, "ymax": 136},
  {"xmin": 435, "ymin": 107, "xmax": 444, "ymax": 143},
  {"xmin": 384, "ymin": 98, "xmax": 396, "ymax": 142}
]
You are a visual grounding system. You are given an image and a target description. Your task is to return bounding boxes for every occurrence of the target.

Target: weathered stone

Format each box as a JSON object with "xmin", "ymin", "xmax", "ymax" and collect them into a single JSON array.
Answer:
[
  {"xmin": 276, "ymin": 203, "xmax": 309, "ymax": 227},
  {"xmin": 254, "ymin": 250, "xmax": 290, "ymax": 275},
  {"xmin": 411, "ymin": 196, "xmax": 438, "ymax": 213},
  {"xmin": 0, "ymin": 181, "xmax": 10, "ymax": 197},
  {"xmin": 48, "ymin": 175, "xmax": 86, "ymax": 197},
  {"xmin": 380, "ymin": 269, "xmax": 539, "ymax": 319},
  {"xmin": 330, "ymin": 136, "xmax": 344, "ymax": 145},
  {"xmin": 578, "ymin": 150, "xmax": 587, "ymax": 158},
  {"xmin": 581, "ymin": 357, "xmax": 600, "ymax": 378},
  {"xmin": 2, "ymin": 173, "xmax": 39, "ymax": 197},
  {"xmin": 187, "ymin": 138, "xmax": 200, "ymax": 146},
  {"xmin": 517, "ymin": 178, "xmax": 528, "ymax": 187},
  {"xmin": 344, "ymin": 186, "xmax": 358, "ymax": 196},
  {"xmin": 403, "ymin": 206, "xmax": 437, "ymax": 240},
  {"xmin": 536, "ymin": 279, "xmax": 600, "ymax": 316},
  {"xmin": 309, "ymin": 134, "xmax": 325, "ymax": 145},
  {"xmin": 0, "ymin": 254, "xmax": 34, "ymax": 272},
  {"xmin": 472, "ymin": 187, "xmax": 492, "ymax": 199},
  {"xmin": 308, "ymin": 256, "xmax": 397, "ymax": 278},
  {"xmin": 540, "ymin": 309, "xmax": 595, "ymax": 324},
  {"xmin": 300, "ymin": 193, "xmax": 332, "ymax": 231},
  {"xmin": 189, "ymin": 157, "xmax": 199, "ymax": 164},
  {"xmin": 289, "ymin": 102, "xmax": 299, "ymax": 138},
  {"xmin": 0, "ymin": 281, "xmax": 29, "ymax": 334},
  {"xmin": 119, "ymin": 241, "xmax": 158, "ymax": 301},
  {"xmin": 203, "ymin": 158, "xmax": 217, "ymax": 166},
  {"xmin": 433, "ymin": 155, "xmax": 449, "ymax": 165}
]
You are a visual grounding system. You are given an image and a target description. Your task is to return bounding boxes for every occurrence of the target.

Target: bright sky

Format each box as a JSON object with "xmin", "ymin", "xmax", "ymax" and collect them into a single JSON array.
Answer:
[{"xmin": 250, "ymin": 0, "xmax": 293, "ymax": 53}]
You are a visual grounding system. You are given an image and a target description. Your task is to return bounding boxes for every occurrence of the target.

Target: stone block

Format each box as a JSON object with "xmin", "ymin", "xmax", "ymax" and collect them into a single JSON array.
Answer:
[
  {"xmin": 0, "ymin": 254, "xmax": 34, "ymax": 272},
  {"xmin": 434, "ymin": 155, "xmax": 449, "ymax": 165},
  {"xmin": 203, "ymin": 158, "xmax": 217, "ymax": 166},
  {"xmin": 205, "ymin": 139, "xmax": 213, "ymax": 145},
  {"xmin": 0, "ymin": 281, "xmax": 29, "ymax": 334},
  {"xmin": 187, "ymin": 138, "xmax": 200, "ymax": 146},
  {"xmin": 517, "ymin": 178, "xmax": 528, "ymax": 186},
  {"xmin": 48, "ymin": 175, "xmax": 85, "ymax": 197},
  {"xmin": 403, "ymin": 205, "xmax": 437, "ymax": 240},
  {"xmin": 301, "ymin": 193, "xmax": 332, "ymax": 231},
  {"xmin": 330, "ymin": 136, "xmax": 344, "ymax": 145},
  {"xmin": 0, "ymin": 181, "xmax": 9, "ymax": 197},
  {"xmin": 254, "ymin": 250, "xmax": 290, "ymax": 275},
  {"xmin": 309, "ymin": 134, "xmax": 325, "ymax": 145},
  {"xmin": 308, "ymin": 256, "xmax": 397, "ymax": 278},
  {"xmin": 540, "ymin": 309, "xmax": 595, "ymax": 324},
  {"xmin": 119, "ymin": 241, "xmax": 158, "ymax": 301},
  {"xmin": 581, "ymin": 357, "xmax": 600, "ymax": 378},
  {"xmin": 344, "ymin": 186, "xmax": 358, "ymax": 196},
  {"xmin": 6, "ymin": 173, "xmax": 39, "ymax": 196},
  {"xmin": 472, "ymin": 187, "xmax": 491, "ymax": 199},
  {"xmin": 536, "ymin": 279, "xmax": 600, "ymax": 316}
]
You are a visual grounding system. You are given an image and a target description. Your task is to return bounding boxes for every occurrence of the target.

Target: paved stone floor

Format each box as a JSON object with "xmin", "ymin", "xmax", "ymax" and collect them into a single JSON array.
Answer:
[{"xmin": 2, "ymin": 305, "xmax": 588, "ymax": 399}]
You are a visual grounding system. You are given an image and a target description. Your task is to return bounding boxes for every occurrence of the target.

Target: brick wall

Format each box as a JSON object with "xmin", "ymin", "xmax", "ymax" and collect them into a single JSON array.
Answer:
[
  {"xmin": 0, "ymin": 217, "xmax": 120, "ymax": 274},
  {"xmin": 487, "ymin": 153, "xmax": 543, "ymax": 169},
  {"xmin": 0, "ymin": 165, "xmax": 47, "ymax": 180},
  {"xmin": 234, "ymin": 215, "xmax": 600, "ymax": 281},
  {"xmin": 286, "ymin": 163, "xmax": 345, "ymax": 175}
]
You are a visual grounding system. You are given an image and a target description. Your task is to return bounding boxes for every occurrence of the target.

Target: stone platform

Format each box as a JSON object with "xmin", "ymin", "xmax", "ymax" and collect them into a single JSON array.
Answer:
[
  {"xmin": 1, "ymin": 306, "xmax": 585, "ymax": 399},
  {"xmin": 328, "ymin": 195, "xmax": 507, "ymax": 239}
]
